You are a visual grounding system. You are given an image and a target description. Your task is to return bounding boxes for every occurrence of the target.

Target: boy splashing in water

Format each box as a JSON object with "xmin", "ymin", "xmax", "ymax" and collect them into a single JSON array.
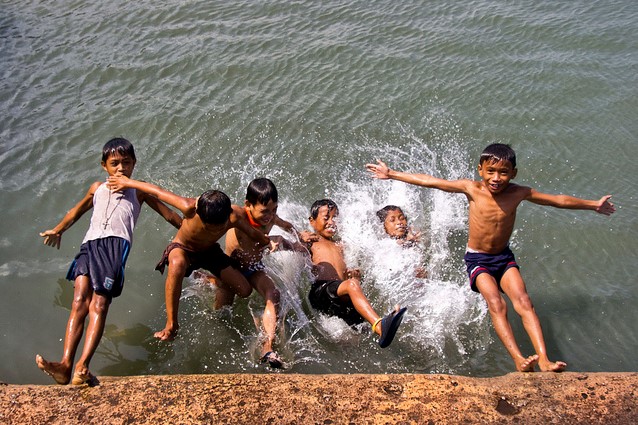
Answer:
[
  {"xmin": 220, "ymin": 177, "xmax": 298, "ymax": 368},
  {"xmin": 367, "ymin": 143, "xmax": 615, "ymax": 372},
  {"xmin": 304, "ymin": 199, "xmax": 407, "ymax": 348}
]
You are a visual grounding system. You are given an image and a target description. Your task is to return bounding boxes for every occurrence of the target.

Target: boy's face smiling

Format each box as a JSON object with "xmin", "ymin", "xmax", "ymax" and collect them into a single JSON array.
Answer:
[
  {"xmin": 383, "ymin": 210, "xmax": 408, "ymax": 239},
  {"xmin": 245, "ymin": 200, "xmax": 278, "ymax": 227},
  {"xmin": 309, "ymin": 205, "xmax": 338, "ymax": 239},
  {"xmin": 478, "ymin": 159, "xmax": 517, "ymax": 194},
  {"xmin": 102, "ymin": 152, "xmax": 136, "ymax": 178}
]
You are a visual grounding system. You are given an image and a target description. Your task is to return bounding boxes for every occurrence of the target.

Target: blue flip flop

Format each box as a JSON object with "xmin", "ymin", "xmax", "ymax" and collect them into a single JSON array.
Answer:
[{"xmin": 378, "ymin": 307, "xmax": 407, "ymax": 348}]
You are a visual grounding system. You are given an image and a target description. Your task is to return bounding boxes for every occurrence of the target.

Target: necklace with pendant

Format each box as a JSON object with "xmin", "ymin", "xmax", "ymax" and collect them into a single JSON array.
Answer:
[{"xmin": 103, "ymin": 190, "xmax": 123, "ymax": 230}]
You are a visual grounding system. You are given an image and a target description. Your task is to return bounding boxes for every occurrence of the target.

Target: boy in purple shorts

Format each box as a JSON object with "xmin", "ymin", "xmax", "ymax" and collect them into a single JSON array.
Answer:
[
  {"xmin": 36, "ymin": 138, "xmax": 181, "ymax": 385},
  {"xmin": 465, "ymin": 246, "xmax": 518, "ymax": 293},
  {"xmin": 367, "ymin": 143, "xmax": 615, "ymax": 372}
]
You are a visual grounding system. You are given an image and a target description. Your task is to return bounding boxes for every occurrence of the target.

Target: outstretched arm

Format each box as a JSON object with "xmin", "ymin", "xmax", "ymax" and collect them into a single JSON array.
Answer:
[
  {"xmin": 107, "ymin": 175, "xmax": 194, "ymax": 217},
  {"xmin": 366, "ymin": 160, "xmax": 470, "ymax": 193},
  {"xmin": 274, "ymin": 215, "xmax": 296, "ymax": 233},
  {"xmin": 526, "ymin": 190, "xmax": 616, "ymax": 216},
  {"xmin": 40, "ymin": 181, "xmax": 100, "ymax": 249},
  {"xmin": 142, "ymin": 194, "xmax": 183, "ymax": 229}
]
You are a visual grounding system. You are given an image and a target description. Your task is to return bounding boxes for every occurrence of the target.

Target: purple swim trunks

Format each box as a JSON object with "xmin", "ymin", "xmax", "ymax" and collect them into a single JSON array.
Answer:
[{"xmin": 464, "ymin": 246, "xmax": 519, "ymax": 293}]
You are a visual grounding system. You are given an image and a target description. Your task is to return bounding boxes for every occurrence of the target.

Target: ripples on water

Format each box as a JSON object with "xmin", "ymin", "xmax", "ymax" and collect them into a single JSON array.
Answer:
[{"xmin": 1, "ymin": 1, "xmax": 636, "ymax": 383}]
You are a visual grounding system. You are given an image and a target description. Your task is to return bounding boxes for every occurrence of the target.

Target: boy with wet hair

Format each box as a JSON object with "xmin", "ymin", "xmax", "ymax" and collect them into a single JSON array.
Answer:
[
  {"xmin": 105, "ymin": 176, "xmax": 272, "ymax": 342},
  {"xmin": 219, "ymin": 177, "xmax": 299, "ymax": 368},
  {"xmin": 36, "ymin": 137, "xmax": 182, "ymax": 385},
  {"xmin": 367, "ymin": 143, "xmax": 616, "ymax": 372},
  {"xmin": 376, "ymin": 205, "xmax": 427, "ymax": 278},
  {"xmin": 376, "ymin": 205, "xmax": 422, "ymax": 247},
  {"xmin": 304, "ymin": 199, "xmax": 406, "ymax": 348}
]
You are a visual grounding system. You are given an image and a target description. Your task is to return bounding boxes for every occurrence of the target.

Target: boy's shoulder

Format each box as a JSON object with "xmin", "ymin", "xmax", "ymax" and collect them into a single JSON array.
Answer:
[
  {"xmin": 89, "ymin": 180, "xmax": 105, "ymax": 192},
  {"xmin": 230, "ymin": 204, "xmax": 246, "ymax": 218}
]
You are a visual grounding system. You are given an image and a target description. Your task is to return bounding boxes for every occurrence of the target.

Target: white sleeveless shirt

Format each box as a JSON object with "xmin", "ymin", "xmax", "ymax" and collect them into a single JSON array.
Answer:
[{"xmin": 82, "ymin": 183, "xmax": 141, "ymax": 244}]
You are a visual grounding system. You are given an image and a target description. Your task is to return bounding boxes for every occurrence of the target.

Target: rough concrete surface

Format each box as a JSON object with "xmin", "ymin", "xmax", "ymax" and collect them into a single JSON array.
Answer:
[{"xmin": 1, "ymin": 372, "xmax": 637, "ymax": 424}]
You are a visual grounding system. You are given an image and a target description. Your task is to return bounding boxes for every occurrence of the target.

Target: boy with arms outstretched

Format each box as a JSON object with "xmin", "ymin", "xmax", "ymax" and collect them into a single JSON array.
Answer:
[
  {"xmin": 304, "ymin": 199, "xmax": 406, "ymax": 348},
  {"xmin": 366, "ymin": 143, "xmax": 615, "ymax": 372},
  {"xmin": 218, "ymin": 177, "xmax": 298, "ymax": 368},
  {"xmin": 36, "ymin": 138, "xmax": 182, "ymax": 385},
  {"xmin": 106, "ymin": 175, "xmax": 272, "ymax": 342}
]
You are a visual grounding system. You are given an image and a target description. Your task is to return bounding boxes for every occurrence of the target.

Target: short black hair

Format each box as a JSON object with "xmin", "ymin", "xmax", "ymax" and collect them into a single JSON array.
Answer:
[
  {"xmin": 102, "ymin": 137, "xmax": 136, "ymax": 163},
  {"xmin": 197, "ymin": 190, "xmax": 232, "ymax": 224},
  {"xmin": 376, "ymin": 205, "xmax": 405, "ymax": 223},
  {"xmin": 309, "ymin": 199, "xmax": 338, "ymax": 220},
  {"xmin": 479, "ymin": 143, "xmax": 516, "ymax": 168},
  {"xmin": 246, "ymin": 178, "xmax": 278, "ymax": 205}
]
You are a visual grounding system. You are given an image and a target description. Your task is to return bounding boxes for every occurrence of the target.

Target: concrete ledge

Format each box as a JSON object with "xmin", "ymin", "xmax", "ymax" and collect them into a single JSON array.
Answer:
[{"xmin": 2, "ymin": 372, "xmax": 637, "ymax": 424}]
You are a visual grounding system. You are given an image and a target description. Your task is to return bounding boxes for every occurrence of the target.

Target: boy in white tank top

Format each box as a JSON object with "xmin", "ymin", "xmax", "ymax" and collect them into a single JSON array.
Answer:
[{"xmin": 35, "ymin": 138, "xmax": 181, "ymax": 386}]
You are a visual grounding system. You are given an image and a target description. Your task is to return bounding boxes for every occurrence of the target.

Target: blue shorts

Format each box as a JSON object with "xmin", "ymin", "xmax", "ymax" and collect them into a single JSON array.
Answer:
[
  {"xmin": 464, "ymin": 246, "xmax": 519, "ymax": 293},
  {"xmin": 66, "ymin": 237, "xmax": 131, "ymax": 300},
  {"xmin": 241, "ymin": 261, "xmax": 265, "ymax": 278}
]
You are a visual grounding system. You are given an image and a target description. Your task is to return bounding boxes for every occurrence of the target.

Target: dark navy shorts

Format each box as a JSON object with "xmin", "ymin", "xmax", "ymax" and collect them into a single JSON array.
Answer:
[
  {"xmin": 464, "ymin": 246, "xmax": 519, "ymax": 293},
  {"xmin": 308, "ymin": 280, "xmax": 364, "ymax": 326},
  {"xmin": 241, "ymin": 261, "xmax": 265, "ymax": 278},
  {"xmin": 66, "ymin": 237, "xmax": 131, "ymax": 300}
]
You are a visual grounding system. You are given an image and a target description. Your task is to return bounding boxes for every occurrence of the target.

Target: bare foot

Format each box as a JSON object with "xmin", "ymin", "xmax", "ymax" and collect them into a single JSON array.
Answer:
[
  {"xmin": 539, "ymin": 360, "xmax": 567, "ymax": 372},
  {"xmin": 154, "ymin": 327, "xmax": 178, "ymax": 341},
  {"xmin": 35, "ymin": 354, "xmax": 71, "ymax": 385},
  {"xmin": 71, "ymin": 368, "xmax": 99, "ymax": 386},
  {"xmin": 516, "ymin": 354, "xmax": 539, "ymax": 372}
]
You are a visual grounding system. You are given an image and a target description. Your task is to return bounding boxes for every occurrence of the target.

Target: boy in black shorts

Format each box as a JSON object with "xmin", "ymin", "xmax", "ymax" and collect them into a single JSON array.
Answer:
[{"xmin": 304, "ymin": 199, "xmax": 406, "ymax": 348}]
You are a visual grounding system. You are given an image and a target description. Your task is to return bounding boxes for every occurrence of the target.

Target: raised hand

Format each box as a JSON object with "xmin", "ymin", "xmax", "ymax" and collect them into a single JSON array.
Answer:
[
  {"xmin": 365, "ymin": 160, "xmax": 390, "ymax": 179},
  {"xmin": 106, "ymin": 175, "xmax": 131, "ymax": 192}
]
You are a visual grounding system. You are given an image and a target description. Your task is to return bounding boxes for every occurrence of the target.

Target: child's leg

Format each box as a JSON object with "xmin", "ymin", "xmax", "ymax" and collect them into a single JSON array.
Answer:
[
  {"xmin": 475, "ymin": 273, "xmax": 538, "ymax": 372},
  {"xmin": 500, "ymin": 268, "xmax": 566, "ymax": 372},
  {"xmin": 154, "ymin": 248, "xmax": 189, "ymax": 341},
  {"xmin": 36, "ymin": 275, "xmax": 92, "ymax": 384},
  {"xmin": 72, "ymin": 292, "xmax": 110, "ymax": 383},
  {"xmin": 217, "ymin": 266, "xmax": 253, "ymax": 299},
  {"xmin": 336, "ymin": 278, "xmax": 380, "ymax": 332},
  {"xmin": 336, "ymin": 278, "xmax": 406, "ymax": 348},
  {"xmin": 213, "ymin": 286, "xmax": 236, "ymax": 309},
  {"xmin": 250, "ymin": 271, "xmax": 280, "ymax": 356},
  {"xmin": 193, "ymin": 270, "xmax": 236, "ymax": 309}
]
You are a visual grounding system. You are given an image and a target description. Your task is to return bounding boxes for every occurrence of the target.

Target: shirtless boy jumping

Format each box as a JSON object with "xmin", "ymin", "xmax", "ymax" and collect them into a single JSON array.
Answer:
[
  {"xmin": 304, "ymin": 199, "xmax": 406, "ymax": 348},
  {"xmin": 367, "ymin": 143, "xmax": 615, "ymax": 372},
  {"xmin": 219, "ymin": 177, "xmax": 299, "ymax": 368},
  {"xmin": 107, "ymin": 175, "xmax": 271, "ymax": 342}
]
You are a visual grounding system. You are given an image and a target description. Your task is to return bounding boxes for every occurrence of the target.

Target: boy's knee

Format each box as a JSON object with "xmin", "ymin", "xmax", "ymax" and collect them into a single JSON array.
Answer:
[
  {"xmin": 485, "ymin": 296, "xmax": 507, "ymax": 315},
  {"xmin": 268, "ymin": 287, "xmax": 281, "ymax": 304},
  {"xmin": 168, "ymin": 256, "xmax": 188, "ymax": 272},
  {"xmin": 236, "ymin": 285, "xmax": 252, "ymax": 299},
  {"xmin": 92, "ymin": 297, "xmax": 110, "ymax": 314},
  {"xmin": 342, "ymin": 278, "xmax": 363, "ymax": 294},
  {"xmin": 513, "ymin": 294, "xmax": 534, "ymax": 312},
  {"xmin": 72, "ymin": 293, "xmax": 91, "ymax": 310}
]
